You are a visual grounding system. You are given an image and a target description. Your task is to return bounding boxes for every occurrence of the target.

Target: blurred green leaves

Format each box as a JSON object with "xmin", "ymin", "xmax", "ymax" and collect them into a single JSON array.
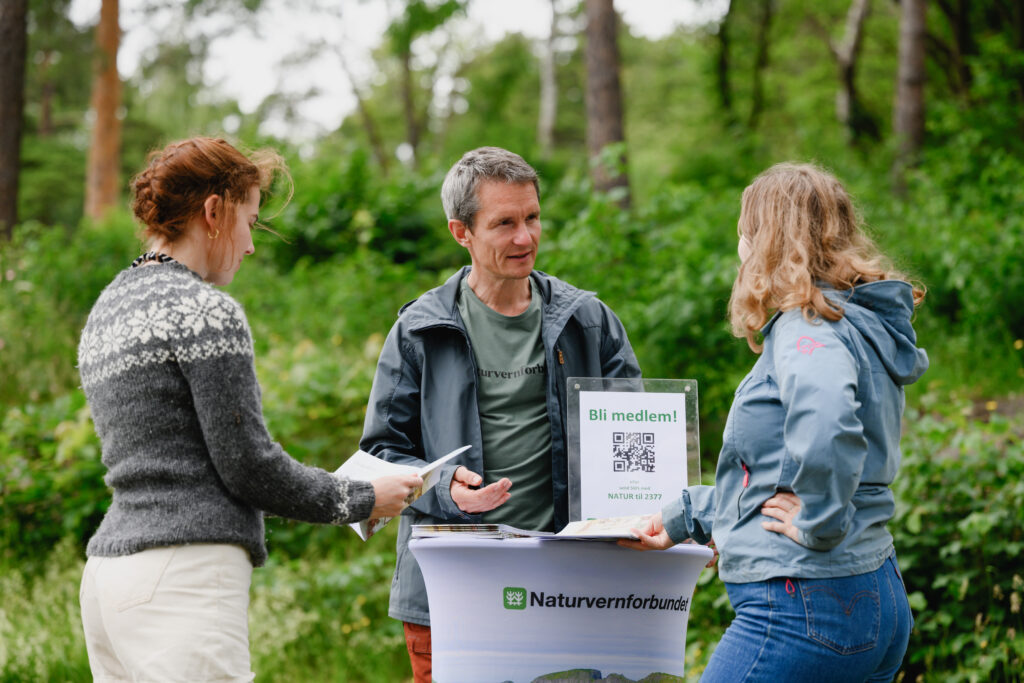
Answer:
[{"xmin": 892, "ymin": 402, "xmax": 1024, "ymax": 680}]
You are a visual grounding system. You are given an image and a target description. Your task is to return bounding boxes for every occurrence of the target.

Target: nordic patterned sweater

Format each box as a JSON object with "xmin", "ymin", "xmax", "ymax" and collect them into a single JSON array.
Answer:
[{"xmin": 77, "ymin": 262, "xmax": 374, "ymax": 567}]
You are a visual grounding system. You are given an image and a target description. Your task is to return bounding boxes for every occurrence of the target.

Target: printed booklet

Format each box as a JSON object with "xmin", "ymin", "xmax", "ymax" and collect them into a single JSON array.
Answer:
[
  {"xmin": 410, "ymin": 513, "xmax": 654, "ymax": 541},
  {"xmin": 335, "ymin": 445, "xmax": 471, "ymax": 541}
]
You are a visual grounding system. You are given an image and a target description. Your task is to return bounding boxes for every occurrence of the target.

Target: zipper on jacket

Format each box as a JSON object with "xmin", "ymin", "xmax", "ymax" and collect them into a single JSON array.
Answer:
[
  {"xmin": 557, "ymin": 348, "xmax": 565, "ymax": 365},
  {"xmin": 737, "ymin": 460, "xmax": 750, "ymax": 518}
]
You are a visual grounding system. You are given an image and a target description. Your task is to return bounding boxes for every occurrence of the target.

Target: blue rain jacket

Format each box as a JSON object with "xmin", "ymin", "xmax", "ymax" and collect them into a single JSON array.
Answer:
[{"xmin": 663, "ymin": 280, "xmax": 928, "ymax": 582}]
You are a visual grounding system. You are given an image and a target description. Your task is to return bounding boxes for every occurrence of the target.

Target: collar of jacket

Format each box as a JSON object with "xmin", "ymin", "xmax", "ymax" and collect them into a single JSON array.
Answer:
[{"xmin": 398, "ymin": 266, "xmax": 596, "ymax": 342}]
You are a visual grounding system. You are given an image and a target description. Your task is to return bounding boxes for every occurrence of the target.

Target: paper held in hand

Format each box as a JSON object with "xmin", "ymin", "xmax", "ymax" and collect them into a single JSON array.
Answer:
[{"xmin": 335, "ymin": 445, "xmax": 471, "ymax": 541}]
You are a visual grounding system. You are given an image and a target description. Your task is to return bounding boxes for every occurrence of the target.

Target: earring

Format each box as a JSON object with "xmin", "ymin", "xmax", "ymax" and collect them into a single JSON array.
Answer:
[{"xmin": 208, "ymin": 228, "xmax": 219, "ymax": 240}]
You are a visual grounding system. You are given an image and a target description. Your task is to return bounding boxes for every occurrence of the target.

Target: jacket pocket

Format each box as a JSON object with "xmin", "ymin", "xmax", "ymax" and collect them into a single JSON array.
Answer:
[
  {"xmin": 405, "ymin": 623, "xmax": 432, "ymax": 655},
  {"xmin": 798, "ymin": 573, "xmax": 881, "ymax": 655}
]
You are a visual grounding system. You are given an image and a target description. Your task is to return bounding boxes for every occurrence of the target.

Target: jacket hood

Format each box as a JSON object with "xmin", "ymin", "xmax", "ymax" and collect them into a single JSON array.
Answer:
[
  {"xmin": 826, "ymin": 280, "xmax": 928, "ymax": 385},
  {"xmin": 761, "ymin": 280, "xmax": 928, "ymax": 385}
]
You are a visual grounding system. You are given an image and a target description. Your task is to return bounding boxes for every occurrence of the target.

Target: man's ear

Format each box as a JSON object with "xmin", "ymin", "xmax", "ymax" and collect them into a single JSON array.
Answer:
[
  {"xmin": 449, "ymin": 219, "xmax": 471, "ymax": 247},
  {"xmin": 203, "ymin": 194, "xmax": 223, "ymax": 230}
]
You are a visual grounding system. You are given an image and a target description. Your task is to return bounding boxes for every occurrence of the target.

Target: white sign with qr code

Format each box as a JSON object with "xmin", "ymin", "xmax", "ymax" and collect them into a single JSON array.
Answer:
[{"xmin": 577, "ymin": 390, "xmax": 687, "ymax": 520}]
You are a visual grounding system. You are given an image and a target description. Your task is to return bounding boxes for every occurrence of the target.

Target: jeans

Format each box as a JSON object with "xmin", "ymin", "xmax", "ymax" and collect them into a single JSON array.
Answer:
[{"xmin": 702, "ymin": 554, "xmax": 912, "ymax": 682}]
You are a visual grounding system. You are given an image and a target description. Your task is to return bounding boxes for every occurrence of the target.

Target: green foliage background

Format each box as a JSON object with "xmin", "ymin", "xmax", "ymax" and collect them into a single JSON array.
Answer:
[{"xmin": 3, "ymin": 0, "xmax": 1024, "ymax": 681}]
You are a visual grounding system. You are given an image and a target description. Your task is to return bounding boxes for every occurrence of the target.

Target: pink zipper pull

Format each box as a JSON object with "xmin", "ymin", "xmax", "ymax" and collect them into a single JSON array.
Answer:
[
  {"xmin": 785, "ymin": 578, "xmax": 795, "ymax": 595},
  {"xmin": 741, "ymin": 462, "xmax": 750, "ymax": 488}
]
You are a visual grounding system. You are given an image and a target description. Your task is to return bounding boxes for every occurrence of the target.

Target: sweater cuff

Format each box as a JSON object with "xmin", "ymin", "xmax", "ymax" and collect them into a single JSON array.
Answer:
[{"xmin": 331, "ymin": 476, "xmax": 375, "ymax": 525}]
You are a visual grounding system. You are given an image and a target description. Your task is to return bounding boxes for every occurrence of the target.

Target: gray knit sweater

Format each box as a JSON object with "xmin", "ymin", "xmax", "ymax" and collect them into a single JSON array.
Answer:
[{"xmin": 78, "ymin": 262, "xmax": 374, "ymax": 567}]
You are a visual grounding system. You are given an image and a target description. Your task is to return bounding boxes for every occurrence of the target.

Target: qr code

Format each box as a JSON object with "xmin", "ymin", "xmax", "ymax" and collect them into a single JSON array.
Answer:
[{"xmin": 612, "ymin": 432, "xmax": 655, "ymax": 473}]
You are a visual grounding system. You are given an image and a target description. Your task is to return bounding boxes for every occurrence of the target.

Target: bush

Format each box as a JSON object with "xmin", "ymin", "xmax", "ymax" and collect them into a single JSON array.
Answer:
[
  {"xmin": 0, "ymin": 392, "xmax": 108, "ymax": 566},
  {"xmin": 250, "ymin": 526, "xmax": 409, "ymax": 682},
  {"xmin": 887, "ymin": 141, "xmax": 1024, "ymax": 353},
  {"xmin": 17, "ymin": 136, "xmax": 87, "ymax": 229},
  {"xmin": 542, "ymin": 179, "xmax": 752, "ymax": 460},
  {"xmin": 0, "ymin": 539, "xmax": 91, "ymax": 682},
  {"xmin": 262, "ymin": 143, "xmax": 460, "ymax": 271},
  {"xmin": 0, "ymin": 216, "xmax": 140, "ymax": 405},
  {"xmin": 891, "ymin": 394, "xmax": 1024, "ymax": 681}
]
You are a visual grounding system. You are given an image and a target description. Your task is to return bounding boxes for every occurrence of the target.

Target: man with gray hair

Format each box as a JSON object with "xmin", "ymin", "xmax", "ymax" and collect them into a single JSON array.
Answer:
[{"xmin": 360, "ymin": 146, "xmax": 641, "ymax": 682}]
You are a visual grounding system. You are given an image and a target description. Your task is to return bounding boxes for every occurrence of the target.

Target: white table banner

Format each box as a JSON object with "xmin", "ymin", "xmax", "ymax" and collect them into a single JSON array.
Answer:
[{"xmin": 410, "ymin": 537, "xmax": 713, "ymax": 683}]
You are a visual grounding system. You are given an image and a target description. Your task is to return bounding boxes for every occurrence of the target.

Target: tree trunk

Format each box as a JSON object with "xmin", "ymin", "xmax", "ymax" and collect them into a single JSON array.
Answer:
[
  {"xmin": 0, "ymin": 0, "xmax": 28, "ymax": 239},
  {"xmin": 338, "ymin": 48, "xmax": 390, "ymax": 174},
  {"xmin": 716, "ymin": 0, "xmax": 734, "ymax": 124},
  {"xmin": 833, "ymin": 0, "xmax": 878, "ymax": 142},
  {"xmin": 995, "ymin": 0, "xmax": 1024, "ymax": 51},
  {"xmin": 537, "ymin": 0, "xmax": 559, "ymax": 157},
  {"xmin": 995, "ymin": 0, "xmax": 1024, "ymax": 104},
  {"xmin": 584, "ymin": 0, "xmax": 630, "ymax": 206},
  {"xmin": 748, "ymin": 0, "xmax": 775, "ymax": 130},
  {"xmin": 400, "ymin": 47, "xmax": 420, "ymax": 169},
  {"xmin": 84, "ymin": 0, "xmax": 122, "ymax": 220},
  {"xmin": 893, "ymin": 0, "xmax": 926, "ymax": 194},
  {"xmin": 934, "ymin": 0, "xmax": 974, "ymax": 97}
]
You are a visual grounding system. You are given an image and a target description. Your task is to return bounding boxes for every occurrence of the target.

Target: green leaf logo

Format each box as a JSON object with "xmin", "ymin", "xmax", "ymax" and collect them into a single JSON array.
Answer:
[{"xmin": 503, "ymin": 586, "xmax": 527, "ymax": 610}]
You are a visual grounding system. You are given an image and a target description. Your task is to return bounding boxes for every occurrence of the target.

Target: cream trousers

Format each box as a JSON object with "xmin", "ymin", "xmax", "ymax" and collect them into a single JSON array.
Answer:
[{"xmin": 80, "ymin": 544, "xmax": 254, "ymax": 682}]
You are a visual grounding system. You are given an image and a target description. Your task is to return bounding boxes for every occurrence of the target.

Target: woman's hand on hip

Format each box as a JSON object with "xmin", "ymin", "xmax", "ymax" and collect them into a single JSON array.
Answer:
[{"xmin": 761, "ymin": 491, "xmax": 803, "ymax": 544}]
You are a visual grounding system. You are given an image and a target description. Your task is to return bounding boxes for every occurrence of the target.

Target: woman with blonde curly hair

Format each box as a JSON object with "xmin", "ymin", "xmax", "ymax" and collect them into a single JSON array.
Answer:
[
  {"xmin": 77, "ymin": 137, "xmax": 421, "ymax": 681},
  {"xmin": 623, "ymin": 162, "xmax": 928, "ymax": 682}
]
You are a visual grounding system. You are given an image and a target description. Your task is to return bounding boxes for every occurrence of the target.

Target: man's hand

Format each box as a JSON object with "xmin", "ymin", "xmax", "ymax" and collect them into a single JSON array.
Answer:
[
  {"xmin": 450, "ymin": 466, "xmax": 511, "ymax": 514},
  {"xmin": 370, "ymin": 473, "xmax": 424, "ymax": 519},
  {"xmin": 616, "ymin": 511, "xmax": 676, "ymax": 551},
  {"xmin": 761, "ymin": 491, "xmax": 803, "ymax": 544}
]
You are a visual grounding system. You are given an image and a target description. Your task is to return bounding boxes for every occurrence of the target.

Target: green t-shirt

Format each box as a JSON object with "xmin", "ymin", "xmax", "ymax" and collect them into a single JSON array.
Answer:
[{"xmin": 457, "ymin": 277, "xmax": 554, "ymax": 531}]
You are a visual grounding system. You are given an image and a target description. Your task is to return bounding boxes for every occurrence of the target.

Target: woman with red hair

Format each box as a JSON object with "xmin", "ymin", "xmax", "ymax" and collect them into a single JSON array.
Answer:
[{"xmin": 77, "ymin": 137, "xmax": 420, "ymax": 681}]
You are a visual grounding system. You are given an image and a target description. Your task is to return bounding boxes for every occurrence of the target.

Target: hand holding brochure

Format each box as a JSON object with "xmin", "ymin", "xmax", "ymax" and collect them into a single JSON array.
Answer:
[
  {"xmin": 335, "ymin": 445, "xmax": 471, "ymax": 541},
  {"xmin": 556, "ymin": 514, "xmax": 654, "ymax": 539}
]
